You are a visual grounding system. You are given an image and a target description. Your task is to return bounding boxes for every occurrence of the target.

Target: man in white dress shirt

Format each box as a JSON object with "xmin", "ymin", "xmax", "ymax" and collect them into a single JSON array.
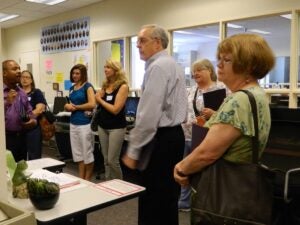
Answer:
[{"xmin": 122, "ymin": 24, "xmax": 188, "ymax": 225}]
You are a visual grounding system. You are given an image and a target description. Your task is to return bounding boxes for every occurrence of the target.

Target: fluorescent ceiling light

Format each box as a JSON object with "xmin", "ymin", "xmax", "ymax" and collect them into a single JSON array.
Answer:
[
  {"xmin": 0, "ymin": 13, "xmax": 19, "ymax": 22},
  {"xmin": 280, "ymin": 14, "xmax": 291, "ymax": 20},
  {"xmin": 204, "ymin": 35, "xmax": 219, "ymax": 39},
  {"xmin": 248, "ymin": 29, "xmax": 271, "ymax": 35},
  {"xmin": 25, "ymin": 0, "xmax": 66, "ymax": 5},
  {"xmin": 227, "ymin": 23, "xmax": 243, "ymax": 29},
  {"xmin": 174, "ymin": 30, "xmax": 194, "ymax": 35}
]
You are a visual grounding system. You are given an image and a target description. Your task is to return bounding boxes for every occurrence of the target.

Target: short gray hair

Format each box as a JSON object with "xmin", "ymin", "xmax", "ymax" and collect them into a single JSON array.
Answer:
[
  {"xmin": 192, "ymin": 59, "xmax": 217, "ymax": 81},
  {"xmin": 141, "ymin": 24, "xmax": 169, "ymax": 49}
]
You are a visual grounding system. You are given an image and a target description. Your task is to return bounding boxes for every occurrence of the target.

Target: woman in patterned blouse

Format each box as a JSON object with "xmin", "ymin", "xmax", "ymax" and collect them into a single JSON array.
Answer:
[{"xmin": 174, "ymin": 33, "xmax": 275, "ymax": 187}]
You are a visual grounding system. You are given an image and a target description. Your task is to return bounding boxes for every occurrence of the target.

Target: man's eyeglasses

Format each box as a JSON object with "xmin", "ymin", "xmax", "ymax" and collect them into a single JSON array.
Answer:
[{"xmin": 137, "ymin": 37, "xmax": 158, "ymax": 45}]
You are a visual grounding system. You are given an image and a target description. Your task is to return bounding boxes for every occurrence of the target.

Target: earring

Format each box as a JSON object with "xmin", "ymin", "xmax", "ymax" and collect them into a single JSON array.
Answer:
[{"xmin": 245, "ymin": 76, "xmax": 252, "ymax": 84}]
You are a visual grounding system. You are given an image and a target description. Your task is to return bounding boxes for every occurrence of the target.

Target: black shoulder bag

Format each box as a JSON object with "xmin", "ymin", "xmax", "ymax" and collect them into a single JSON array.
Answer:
[
  {"xmin": 42, "ymin": 104, "xmax": 56, "ymax": 124},
  {"xmin": 90, "ymin": 105, "xmax": 101, "ymax": 132},
  {"xmin": 190, "ymin": 90, "xmax": 275, "ymax": 225}
]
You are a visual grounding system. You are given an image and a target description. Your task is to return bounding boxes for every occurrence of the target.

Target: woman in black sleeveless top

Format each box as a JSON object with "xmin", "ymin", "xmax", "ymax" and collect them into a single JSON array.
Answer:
[{"xmin": 95, "ymin": 59, "xmax": 129, "ymax": 180}]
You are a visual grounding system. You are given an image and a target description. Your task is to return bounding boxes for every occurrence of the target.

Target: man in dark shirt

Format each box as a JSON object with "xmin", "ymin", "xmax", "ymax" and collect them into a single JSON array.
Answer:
[{"xmin": 3, "ymin": 59, "xmax": 36, "ymax": 161}]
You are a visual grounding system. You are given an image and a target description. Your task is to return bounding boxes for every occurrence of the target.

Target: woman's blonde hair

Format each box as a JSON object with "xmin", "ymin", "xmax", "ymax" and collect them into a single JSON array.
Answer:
[
  {"xmin": 102, "ymin": 59, "xmax": 128, "ymax": 90},
  {"xmin": 217, "ymin": 33, "xmax": 275, "ymax": 79},
  {"xmin": 192, "ymin": 59, "xmax": 217, "ymax": 81}
]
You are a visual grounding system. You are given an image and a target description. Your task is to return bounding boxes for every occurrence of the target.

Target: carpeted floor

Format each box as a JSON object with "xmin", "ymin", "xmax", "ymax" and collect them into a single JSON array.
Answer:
[{"xmin": 42, "ymin": 140, "xmax": 191, "ymax": 225}]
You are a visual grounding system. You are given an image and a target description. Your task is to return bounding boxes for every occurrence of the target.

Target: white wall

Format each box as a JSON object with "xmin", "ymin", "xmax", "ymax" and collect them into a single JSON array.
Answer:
[
  {"xmin": 0, "ymin": 27, "xmax": 8, "ymax": 201},
  {"xmin": 2, "ymin": 0, "xmax": 300, "ymax": 104}
]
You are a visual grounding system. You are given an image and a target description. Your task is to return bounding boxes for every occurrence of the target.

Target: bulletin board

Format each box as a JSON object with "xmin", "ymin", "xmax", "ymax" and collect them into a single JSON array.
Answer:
[
  {"xmin": 40, "ymin": 17, "xmax": 90, "ymax": 54},
  {"xmin": 39, "ymin": 50, "xmax": 90, "ymax": 104}
]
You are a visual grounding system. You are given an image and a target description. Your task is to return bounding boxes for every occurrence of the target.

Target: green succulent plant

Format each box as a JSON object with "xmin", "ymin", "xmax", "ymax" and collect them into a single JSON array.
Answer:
[{"xmin": 27, "ymin": 178, "xmax": 60, "ymax": 195}]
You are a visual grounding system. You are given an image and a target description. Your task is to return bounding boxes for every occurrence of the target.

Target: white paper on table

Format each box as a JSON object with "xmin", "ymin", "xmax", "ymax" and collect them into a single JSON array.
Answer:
[
  {"xmin": 94, "ymin": 179, "xmax": 144, "ymax": 196},
  {"xmin": 27, "ymin": 158, "xmax": 64, "ymax": 171},
  {"xmin": 29, "ymin": 169, "xmax": 80, "ymax": 189},
  {"xmin": 60, "ymin": 183, "xmax": 87, "ymax": 193}
]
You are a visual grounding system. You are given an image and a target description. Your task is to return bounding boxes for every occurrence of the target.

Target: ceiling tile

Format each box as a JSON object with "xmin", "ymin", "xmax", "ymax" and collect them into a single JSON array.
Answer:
[{"xmin": 0, "ymin": 0, "xmax": 104, "ymax": 28}]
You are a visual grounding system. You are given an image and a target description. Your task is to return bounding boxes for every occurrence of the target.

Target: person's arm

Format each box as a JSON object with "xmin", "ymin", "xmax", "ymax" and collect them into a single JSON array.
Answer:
[
  {"xmin": 65, "ymin": 86, "xmax": 96, "ymax": 112},
  {"xmin": 32, "ymin": 103, "xmax": 46, "ymax": 117},
  {"xmin": 174, "ymin": 123, "xmax": 241, "ymax": 186},
  {"xmin": 31, "ymin": 89, "xmax": 46, "ymax": 117},
  {"xmin": 95, "ymin": 84, "xmax": 129, "ymax": 115},
  {"xmin": 23, "ymin": 94, "xmax": 37, "ymax": 129},
  {"xmin": 201, "ymin": 107, "xmax": 215, "ymax": 120},
  {"xmin": 122, "ymin": 65, "xmax": 167, "ymax": 168},
  {"xmin": 64, "ymin": 102, "xmax": 75, "ymax": 112},
  {"xmin": 122, "ymin": 154, "xmax": 138, "ymax": 169},
  {"xmin": 72, "ymin": 86, "xmax": 96, "ymax": 111},
  {"xmin": 22, "ymin": 118, "xmax": 37, "ymax": 129}
]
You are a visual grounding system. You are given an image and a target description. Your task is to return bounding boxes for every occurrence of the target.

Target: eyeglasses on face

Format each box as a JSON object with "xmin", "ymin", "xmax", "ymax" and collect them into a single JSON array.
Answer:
[
  {"xmin": 137, "ymin": 37, "xmax": 159, "ymax": 45},
  {"xmin": 217, "ymin": 57, "xmax": 232, "ymax": 65},
  {"xmin": 21, "ymin": 76, "xmax": 31, "ymax": 79}
]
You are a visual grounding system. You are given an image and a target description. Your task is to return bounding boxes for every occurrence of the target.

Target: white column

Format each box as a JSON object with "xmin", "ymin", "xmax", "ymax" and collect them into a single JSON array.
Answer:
[{"xmin": 0, "ymin": 26, "xmax": 8, "ymax": 201}]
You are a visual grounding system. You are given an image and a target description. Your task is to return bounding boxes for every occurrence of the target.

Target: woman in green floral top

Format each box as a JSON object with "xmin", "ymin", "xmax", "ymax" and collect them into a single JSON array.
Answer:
[{"xmin": 174, "ymin": 33, "xmax": 275, "ymax": 187}]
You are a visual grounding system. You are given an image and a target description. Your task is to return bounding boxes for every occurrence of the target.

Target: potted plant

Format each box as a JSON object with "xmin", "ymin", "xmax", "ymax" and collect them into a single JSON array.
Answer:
[
  {"xmin": 6, "ymin": 150, "xmax": 60, "ymax": 210},
  {"xmin": 27, "ymin": 178, "xmax": 60, "ymax": 210}
]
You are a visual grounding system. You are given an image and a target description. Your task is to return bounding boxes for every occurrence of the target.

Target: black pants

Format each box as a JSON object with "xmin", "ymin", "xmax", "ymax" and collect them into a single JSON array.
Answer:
[
  {"xmin": 27, "ymin": 125, "xmax": 43, "ymax": 160},
  {"xmin": 6, "ymin": 131, "xmax": 27, "ymax": 162},
  {"xmin": 137, "ymin": 125, "xmax": 185, "ymax": 225}
]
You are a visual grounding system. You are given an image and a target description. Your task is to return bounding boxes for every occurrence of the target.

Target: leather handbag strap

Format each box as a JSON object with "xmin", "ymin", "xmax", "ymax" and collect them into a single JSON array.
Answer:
[
  {"xmin": 45, "ymin": 104, "xmax": 51, "ymax": 111},
  {"xmin": 239, "ymin": 89, "xmax": 259, "ymax": 164},
  {"xmin": 193, "ymin": 87, "xmax": 200, "ymax": 117}
]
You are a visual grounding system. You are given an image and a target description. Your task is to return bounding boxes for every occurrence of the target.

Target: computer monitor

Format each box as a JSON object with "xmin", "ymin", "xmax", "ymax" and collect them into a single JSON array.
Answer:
[{"xmin": 125, "ymin": 97, "xmax": 139, "ymax": 126}]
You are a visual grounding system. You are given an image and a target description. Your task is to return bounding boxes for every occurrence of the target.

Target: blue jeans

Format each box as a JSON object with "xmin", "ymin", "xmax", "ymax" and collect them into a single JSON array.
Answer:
[{"xmin": 178, "ymin": 140, "xmax": 192, "ymax": 208}]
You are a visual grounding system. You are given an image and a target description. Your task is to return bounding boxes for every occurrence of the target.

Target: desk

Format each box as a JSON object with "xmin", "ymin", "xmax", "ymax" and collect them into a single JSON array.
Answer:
[
  {"xmin": 27, "ymin": 158, "xmax": 66, "ymax": 173},
  {"xmin": 8, "ymin": 174, "xmax": 145, "ymax": 225}
]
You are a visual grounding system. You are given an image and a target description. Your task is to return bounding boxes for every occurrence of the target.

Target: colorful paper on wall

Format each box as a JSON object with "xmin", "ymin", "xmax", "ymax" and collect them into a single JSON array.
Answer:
[
  {"xmin": 45, "ymin": 59, "xmax": 53, "ymax": 71},
  {"xmin": 55, "ymin": 73, "xmax": 64, "ymax": 83},
  {"xmin": 73, "ymin": 52, "xmax": 89, "ymax": 67},
  {"xmin": 64, "ymin": 80, "xmax": 72, "ymax": 90},
  {"xmin": 111, "ymin": 43, "xmax": 121, "ymax": 62}
]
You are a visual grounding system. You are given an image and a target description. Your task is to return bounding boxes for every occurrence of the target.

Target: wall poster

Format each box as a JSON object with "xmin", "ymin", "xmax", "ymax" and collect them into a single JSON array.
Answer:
[{"xmin": 40, "ymin": 17, "xmax": 90, "ymax": 54}]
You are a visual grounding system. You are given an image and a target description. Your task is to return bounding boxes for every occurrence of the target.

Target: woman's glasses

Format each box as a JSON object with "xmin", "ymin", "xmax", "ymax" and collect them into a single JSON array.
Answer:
[
  {"xmin": 217, "ymin": 57, "xmax": 232, "ymax": 65},
  {"xmin": 20, "ymin": 76, "xmax": 31, "ymax": 80}
]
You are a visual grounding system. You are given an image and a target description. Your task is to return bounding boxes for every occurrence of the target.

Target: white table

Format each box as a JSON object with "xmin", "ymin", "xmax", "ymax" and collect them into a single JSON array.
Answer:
[
  {"xmin": 8, "ymin": 173, "xmax": 145, "ymax": 225},
  {"xmin": 27, "ymin": 158, "xmax": 66, "ymax": 173}
]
